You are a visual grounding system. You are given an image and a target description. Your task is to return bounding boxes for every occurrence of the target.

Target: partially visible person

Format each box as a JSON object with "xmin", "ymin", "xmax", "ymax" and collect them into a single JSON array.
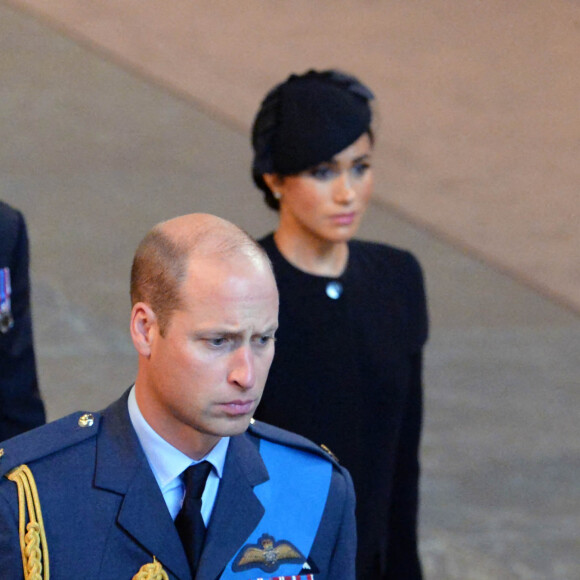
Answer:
[
  {"xmin": 0, "ymin": 200, "xmax": 45, "ymax": 442},
  {"xmin": 0, "ymin": 213, "xmax": 356, "ymax": 579},
  {"xmin": 251, "ymin": 70, "xmax": 429, "ymax": 579}
]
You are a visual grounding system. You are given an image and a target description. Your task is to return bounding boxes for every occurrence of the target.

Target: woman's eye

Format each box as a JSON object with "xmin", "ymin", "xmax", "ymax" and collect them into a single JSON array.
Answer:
[
  {"xmin": 309, "ymin": 166, "xmax": 335, "ymax": 180},
  {"xmin": 352, "ymin": 162, "xmax": 371, "ymax": 178}
]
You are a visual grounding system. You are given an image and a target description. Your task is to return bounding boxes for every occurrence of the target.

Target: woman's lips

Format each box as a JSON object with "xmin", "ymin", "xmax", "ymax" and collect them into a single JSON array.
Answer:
[{"xmin": 330, "ymin": 212, "xmax": 356, "ymax": 226}]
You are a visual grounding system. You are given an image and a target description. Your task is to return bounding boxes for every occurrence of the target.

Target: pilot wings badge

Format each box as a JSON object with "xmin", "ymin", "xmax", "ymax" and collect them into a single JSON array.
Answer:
[{"xmin": 232, "ymin": 533, "xmax": 306, "ymax": 573}]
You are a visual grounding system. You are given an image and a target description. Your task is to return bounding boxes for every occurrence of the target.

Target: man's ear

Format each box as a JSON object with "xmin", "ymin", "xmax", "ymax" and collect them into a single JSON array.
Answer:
[{"xmin": 130, "ymin": 302, "xmax": 157, "ymax": 357}]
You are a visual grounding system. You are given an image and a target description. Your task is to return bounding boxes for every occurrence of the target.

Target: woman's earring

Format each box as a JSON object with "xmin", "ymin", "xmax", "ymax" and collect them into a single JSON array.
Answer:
[{"xmin": 273, "ymin": 191, "xmax": 282, "ymax": 200}]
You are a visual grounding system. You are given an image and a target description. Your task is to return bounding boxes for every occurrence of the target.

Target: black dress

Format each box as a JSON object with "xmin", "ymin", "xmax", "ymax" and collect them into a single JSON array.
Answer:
[{"xmin": 256, "ymin": 233, "xmax": 428, "ymax": 579}]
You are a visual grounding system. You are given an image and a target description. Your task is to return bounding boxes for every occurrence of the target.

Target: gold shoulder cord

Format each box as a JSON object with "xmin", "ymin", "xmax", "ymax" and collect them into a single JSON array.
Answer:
[
  {"xmin": 6, "ymin": 464, "xmax": 49, "ymax": 580},
  {"xmin": 5, "ymin": 464, "xmax": 170, "ymax": 580}
]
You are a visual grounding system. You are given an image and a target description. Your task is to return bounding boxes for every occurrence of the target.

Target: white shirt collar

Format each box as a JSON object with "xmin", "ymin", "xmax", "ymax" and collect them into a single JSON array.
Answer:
[{"xmin": 127, "ymin": 385, "xmax": 229, "ymax": 493}]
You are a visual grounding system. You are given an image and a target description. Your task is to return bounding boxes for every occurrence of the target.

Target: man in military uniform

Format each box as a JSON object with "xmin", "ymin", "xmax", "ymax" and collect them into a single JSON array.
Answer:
[
  {"xmin": 0, "ymin": 213, "xmax": 356, "ymax": 579},
  {"xmin": 0, "ymin": 200, "xmax": 45, "ymax": 442}
]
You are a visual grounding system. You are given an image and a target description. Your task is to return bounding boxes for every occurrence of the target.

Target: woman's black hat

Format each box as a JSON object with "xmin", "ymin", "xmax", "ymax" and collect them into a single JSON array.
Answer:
[{"xmin": 252, "ymin": 69, "xmax": 374, "ymax": 176}]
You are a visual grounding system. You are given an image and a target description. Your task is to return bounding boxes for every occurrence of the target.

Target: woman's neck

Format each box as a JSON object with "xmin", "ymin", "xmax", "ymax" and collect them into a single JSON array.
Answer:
[{"xmin": 273, "ymin": 229, "xmax": 349, "ymax": 277}]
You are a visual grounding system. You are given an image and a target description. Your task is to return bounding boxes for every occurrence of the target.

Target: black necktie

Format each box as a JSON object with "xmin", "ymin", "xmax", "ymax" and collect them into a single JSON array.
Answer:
[{"xmin": 175, "ymin": 461, "xmax": 212, "ymax": 575}]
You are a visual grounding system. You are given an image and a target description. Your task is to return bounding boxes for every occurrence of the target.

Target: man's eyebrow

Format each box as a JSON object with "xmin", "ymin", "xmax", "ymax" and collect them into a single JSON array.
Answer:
[
  {"xmin": 196, "ymin": 326, "xmax": 277, "ymax": 338},
  {"xmin": 196, "ymin": 330, "xmax": 240, "ymax": 337},
  {"xmin": 258, "ymin": 324, "xmax": 279, "ymax": 334}
]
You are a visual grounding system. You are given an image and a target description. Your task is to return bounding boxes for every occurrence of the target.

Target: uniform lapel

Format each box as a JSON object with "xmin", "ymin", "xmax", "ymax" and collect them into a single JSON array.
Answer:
[
  {"xmin": 196, "ymin": 433, "xmax": 269, "ymax": 580},
  {"xmin": 94, "ymin": 393, "xmax": 191, "ymax": 580}
]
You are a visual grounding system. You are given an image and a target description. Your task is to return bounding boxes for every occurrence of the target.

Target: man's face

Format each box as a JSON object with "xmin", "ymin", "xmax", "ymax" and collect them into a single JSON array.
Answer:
[{"xmin": 136, "ymin": 254, "xmax": 278, "ymax": 458}]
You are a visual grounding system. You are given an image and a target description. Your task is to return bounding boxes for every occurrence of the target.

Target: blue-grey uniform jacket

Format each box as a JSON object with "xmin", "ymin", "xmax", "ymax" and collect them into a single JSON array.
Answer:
[{"xmin": 0, "ymin": 391, "xmax": 356, "ymax": 579}]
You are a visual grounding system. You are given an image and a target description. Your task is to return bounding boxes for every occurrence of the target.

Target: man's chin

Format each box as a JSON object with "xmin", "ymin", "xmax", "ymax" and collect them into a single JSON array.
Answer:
[{"xmin": 212, "ymin": 414, "xmax": 252, "ymax": 437}]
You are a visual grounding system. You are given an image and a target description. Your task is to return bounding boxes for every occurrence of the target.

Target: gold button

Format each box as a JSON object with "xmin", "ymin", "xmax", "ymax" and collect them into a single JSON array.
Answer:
[
  {"xmin": 0, "ymin": 448, "xmax": 4, "ymax": 458},
  {"xmin": 78, "ymin": 413, "xmax": 95, "ymax": 428}
]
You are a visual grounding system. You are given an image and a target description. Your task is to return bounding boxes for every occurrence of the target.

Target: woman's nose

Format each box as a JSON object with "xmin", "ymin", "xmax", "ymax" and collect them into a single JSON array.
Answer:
[{"xmin": 333, "ymin": 173, "xmax": 356, "ymax": 204}]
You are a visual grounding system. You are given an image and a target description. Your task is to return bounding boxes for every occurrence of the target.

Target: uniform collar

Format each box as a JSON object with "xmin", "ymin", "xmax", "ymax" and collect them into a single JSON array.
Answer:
[{"xmin": 127, "ymin": 386, "xmax": 228, "ymax": 493}]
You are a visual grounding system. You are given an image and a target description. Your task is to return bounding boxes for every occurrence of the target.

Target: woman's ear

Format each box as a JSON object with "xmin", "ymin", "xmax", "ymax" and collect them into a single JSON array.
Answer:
[
  {"xmin": 130, "ymin": 302, "xmax": 157, "ymax": 357},
  {"xmin": 262, "ymin": 173, "xmax": 283, "ymax": 193}
]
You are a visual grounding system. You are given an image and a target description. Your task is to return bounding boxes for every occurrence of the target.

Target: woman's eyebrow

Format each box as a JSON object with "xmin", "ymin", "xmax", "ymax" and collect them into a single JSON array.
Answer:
[
  {"xmin": 326, "ymin": 153, "xmax": 371, "ymax": 167},
  {"xmin": 352, "ymin": 153, "xmax": 372, "ymax": 164}
]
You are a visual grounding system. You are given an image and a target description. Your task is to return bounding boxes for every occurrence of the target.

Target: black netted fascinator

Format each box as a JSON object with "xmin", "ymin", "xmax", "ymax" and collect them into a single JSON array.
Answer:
[{"xmin": 252, "ymin": 69, "xmax": 374, "ymax": 179}]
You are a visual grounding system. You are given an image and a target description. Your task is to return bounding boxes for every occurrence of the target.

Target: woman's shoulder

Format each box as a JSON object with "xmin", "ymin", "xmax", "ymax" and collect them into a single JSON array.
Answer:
[
  {"xmin": 257, "ymin": 232, "xmax": 289, "ymax": 273},
  {"xmin": 257, "ymin": 232, "xmax": 275, "ymax": 250},
  {"xmin": 349, "ymin": 239, "xmax": 423, "ymax": 275},
  {"xmin": 350, "ymin": 239, "xmax": 428, "ymax": 343},
  {"xmin": 258, "ymin": 232, "xmax": 280, "ymax": 260}
]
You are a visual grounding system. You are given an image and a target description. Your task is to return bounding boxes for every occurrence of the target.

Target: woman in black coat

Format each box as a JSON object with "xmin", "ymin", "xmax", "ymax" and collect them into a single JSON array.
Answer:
[{"xmin": 251, "ymin": 70, "xmax": 428, "ymax": 579}]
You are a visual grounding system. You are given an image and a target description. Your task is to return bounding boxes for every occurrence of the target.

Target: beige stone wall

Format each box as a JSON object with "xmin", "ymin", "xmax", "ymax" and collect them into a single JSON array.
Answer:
[{"xmin": 6, "ymin": 0, "xmax": 580, "ymax": 312}]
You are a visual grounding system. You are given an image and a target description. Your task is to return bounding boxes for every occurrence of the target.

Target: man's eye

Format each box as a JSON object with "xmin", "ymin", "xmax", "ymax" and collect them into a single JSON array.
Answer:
[
  {"xmin": 255, "ymin": 335, "xmax": 275, "ymax": 346},
  {"xmin": 207, "ymin": 337, "xmax": 227, "ymax": 347}
]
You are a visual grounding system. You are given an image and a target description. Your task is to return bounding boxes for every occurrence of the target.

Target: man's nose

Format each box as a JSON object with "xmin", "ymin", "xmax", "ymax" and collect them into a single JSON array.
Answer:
[{"xmin": 228, "ymin": 345, "xmax": 256, "ymax": 389}]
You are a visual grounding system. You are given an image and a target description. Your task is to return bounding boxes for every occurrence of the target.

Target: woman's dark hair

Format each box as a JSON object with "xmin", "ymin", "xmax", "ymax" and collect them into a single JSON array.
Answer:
[{"xmin": 251, "ymin": 69, "xmax": 375, "ymax": 211}]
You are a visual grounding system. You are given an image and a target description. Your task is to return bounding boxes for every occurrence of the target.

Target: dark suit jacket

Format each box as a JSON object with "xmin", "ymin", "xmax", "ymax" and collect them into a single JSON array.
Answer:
[
  {"xmin": 0, "ymin": 201, "xmax": 45, "ymax": 441},
  {"xmin": 0, "ymin": 392, "xmax": 356, "ymax": 579}
]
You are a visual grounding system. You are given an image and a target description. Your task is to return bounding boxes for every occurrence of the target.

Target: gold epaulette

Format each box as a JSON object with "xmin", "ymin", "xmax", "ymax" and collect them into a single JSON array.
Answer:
[{"xmin": 6, "ymin": 464, "xmax": 49, "ymax": 580}]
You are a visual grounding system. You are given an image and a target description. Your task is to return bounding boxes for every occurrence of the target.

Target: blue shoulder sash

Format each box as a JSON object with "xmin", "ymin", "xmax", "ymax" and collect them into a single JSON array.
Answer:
[{"xmin": 219, "ymin": 439, "xmax": 332, "ymax": 579}]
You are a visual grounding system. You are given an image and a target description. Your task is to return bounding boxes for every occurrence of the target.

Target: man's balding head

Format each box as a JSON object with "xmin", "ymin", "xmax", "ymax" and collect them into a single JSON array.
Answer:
[{"xmin": 130, "ymin": 213, "xmax": 271, "ymax": 335}]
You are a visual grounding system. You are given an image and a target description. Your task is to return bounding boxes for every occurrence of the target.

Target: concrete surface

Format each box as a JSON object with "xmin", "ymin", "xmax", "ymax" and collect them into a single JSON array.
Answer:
[{"xmin": 0, "ymin": 2, "xmax": 579, "ymax": 578}]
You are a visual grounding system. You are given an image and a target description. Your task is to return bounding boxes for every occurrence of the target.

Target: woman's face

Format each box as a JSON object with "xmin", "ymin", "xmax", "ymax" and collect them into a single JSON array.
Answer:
[{"xmin": 269, "ymin": 133, "xmax": 373, "ymax": 246}]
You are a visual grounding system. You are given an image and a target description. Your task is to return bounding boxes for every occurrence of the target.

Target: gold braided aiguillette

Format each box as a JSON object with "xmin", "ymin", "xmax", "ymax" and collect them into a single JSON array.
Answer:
[
  {"xmin": 133, "ymin": 556, "xmax": 169, "ymax": 580},
  {"xmin": 6, "ymin": 464, "xmax": 49, "ymax": 580}
]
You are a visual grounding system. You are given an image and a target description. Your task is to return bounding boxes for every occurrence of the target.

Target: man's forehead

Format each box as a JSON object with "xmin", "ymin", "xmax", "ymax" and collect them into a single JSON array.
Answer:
[
  {"xmin": 173, "ymin": 273, "xmax": 279, "ymax": 331},
  {"xmin": 185, "ymin": 249, "xmax": 273, "ymax": 280},
  {"xmin": 176, "ymin": 252, "xmax": 275, "ymax": 300}
]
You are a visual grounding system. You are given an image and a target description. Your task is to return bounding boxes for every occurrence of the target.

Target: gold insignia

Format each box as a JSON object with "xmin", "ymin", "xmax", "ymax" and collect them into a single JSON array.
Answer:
[
  {"xmin": 77, "ymin": 413, "xmax": 94, "ymax": 428},
  {"xmin": 320, "ymin": 444, "xmax": 338, "ymax": 462},
  {"xmin": 132, "ymin": 556, "xmax": 168, "ymax": 580},
  {"xmin": 233, "ymin": 533, "xmax": 305, "ymax": 573},
  {"xmin": 0, "ymin": 448, "xmax": 4, "ymax": 459}
]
